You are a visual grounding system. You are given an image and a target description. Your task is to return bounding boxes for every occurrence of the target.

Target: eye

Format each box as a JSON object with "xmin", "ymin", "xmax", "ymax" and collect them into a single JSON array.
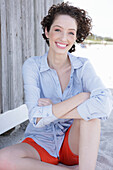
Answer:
[
  {"xmin": 54, "ymin": 29, "xmax": 61, "ymax": 32},
  {"xmin": 69, "ymin": 32, "xmax": 74, "ymax": 35}
]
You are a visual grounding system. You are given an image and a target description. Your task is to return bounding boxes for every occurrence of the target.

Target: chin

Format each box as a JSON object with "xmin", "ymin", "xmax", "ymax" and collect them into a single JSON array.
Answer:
[
  {"xmin": 55, "ymin": 47, "xmax": 69, "ymax": 54},
  {"xmin": 56, "ymin": 50, "xmax": 68, "ymax": 55},
  {"xmin": 49, "ymin": 45, "xmax": 70, "ymax": 55}
]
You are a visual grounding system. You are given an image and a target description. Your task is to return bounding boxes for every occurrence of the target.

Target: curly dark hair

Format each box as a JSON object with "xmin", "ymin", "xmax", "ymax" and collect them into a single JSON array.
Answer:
[{"xmin": 41, "ymin": 2, "xmax": 92, "ymax": 53}]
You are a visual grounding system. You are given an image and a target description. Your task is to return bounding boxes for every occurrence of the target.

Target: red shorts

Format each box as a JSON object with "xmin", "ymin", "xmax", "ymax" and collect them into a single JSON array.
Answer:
[{"xmin": 22, "ymin": 125, "xmax": 79, "ymax": 165}]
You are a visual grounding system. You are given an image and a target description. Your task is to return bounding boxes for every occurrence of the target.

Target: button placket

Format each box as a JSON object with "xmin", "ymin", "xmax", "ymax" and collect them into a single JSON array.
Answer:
[
  {"xmin": 52, "ymin": 70, "xmax": 63, "ymax": 99},
  {"xmin": 63, "ymin": 76, "xmax": 73, "ymax": 99},
  {"xmin": 52, "ymin": 123, "xmax": 59, "ymax": 157},
  {"xmin": 38, "ymin": 107, "xmax": 43, "ymax": 117}
]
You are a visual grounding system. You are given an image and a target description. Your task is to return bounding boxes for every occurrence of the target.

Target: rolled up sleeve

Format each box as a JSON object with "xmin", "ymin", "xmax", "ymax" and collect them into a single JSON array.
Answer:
[
  {"xmin": 32, "ymin": 104, "xmax": 57, "ymax": 128},
  {"xmin": 22, "ymin": 58, "xmax": 57, "ymax": 127},
  {"xmin": 77, "ymin": 60, "xmax": 113, "ymax": 120}
]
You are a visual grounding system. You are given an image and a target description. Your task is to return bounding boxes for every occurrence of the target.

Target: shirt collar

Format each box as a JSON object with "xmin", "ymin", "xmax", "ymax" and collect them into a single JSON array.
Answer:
[
  {"xmin": 68, "ymin": 52, "xmax": 83, "ymax": 69},
  {"xmin": 39, "ymin": 51, "xmax": 83, "ymax": 73},
  {"xmin": 39, "ymin": 52, "xmax": 50, "ymax": 72}
]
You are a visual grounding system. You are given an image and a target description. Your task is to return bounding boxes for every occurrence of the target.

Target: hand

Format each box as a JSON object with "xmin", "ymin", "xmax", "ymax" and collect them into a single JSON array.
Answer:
[
  {"xmin": 38, "ymin": 98, "xmax": 53, "ymax": 106},
  {"xmin": 36, "ymin": 98, "xmax": 53, "ymax": 124},
  {"xmin": 81, "ymin": 92, "xmax": 90, "ymax": 102}
]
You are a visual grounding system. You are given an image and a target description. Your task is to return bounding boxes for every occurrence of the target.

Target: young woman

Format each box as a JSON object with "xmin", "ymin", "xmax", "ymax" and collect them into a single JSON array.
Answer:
[{"xmin": 0, "ymin": 2, "xmax": 112, "ymax": 170}]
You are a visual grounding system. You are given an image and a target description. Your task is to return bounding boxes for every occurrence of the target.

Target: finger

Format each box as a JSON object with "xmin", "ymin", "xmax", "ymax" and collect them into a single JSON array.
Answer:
[
  {"xmin": 38, "ymin": 98, "xmax": 51, "ymax": 103},
  {"xmin": 38, "ymin": 98, "xmax": 53, "ymax": 104},
  {"xmin": 38, "ymin": 102, "xmax": 47, "ymax": 106},
  {"xmin": 38, "ymin": 100, "xmax": 49, "ymax": 105},
  {"xmin": 38, "ymin": 100, "xmax": 51, "ymax": 106},
  {"xmin": 38, "ymin": 103, "xmax": 46, "ymax": 106}
]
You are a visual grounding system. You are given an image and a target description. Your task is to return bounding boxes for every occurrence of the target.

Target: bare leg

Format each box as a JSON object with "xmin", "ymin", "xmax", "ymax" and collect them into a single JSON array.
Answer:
[
  {"xmin": 79, "ymin": 119, "xmax": 100, "ymax": 170},
  {"xmin": 68, "ymin": 119, "xmax": 101, "ymax": 170},
  {"xmin": 0, "ymin": 143, "xmax": 70, "ymax": 170}
]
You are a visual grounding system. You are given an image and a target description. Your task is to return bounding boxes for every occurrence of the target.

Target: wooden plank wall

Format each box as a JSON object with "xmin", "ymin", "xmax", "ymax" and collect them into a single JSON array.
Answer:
[
  {"xmin": 0, "ymin": 1, "xmax": 1, "ymax": 113},
  {"xmin": 0, "ymin": 0, "xmax": 63, "ymax": 114}
]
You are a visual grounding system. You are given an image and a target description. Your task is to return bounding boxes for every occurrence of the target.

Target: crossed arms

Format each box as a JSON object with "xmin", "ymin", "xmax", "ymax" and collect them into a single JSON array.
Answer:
[{"xmin": 36, "ymin": 92, "xmax": 90, "ymax": 124}]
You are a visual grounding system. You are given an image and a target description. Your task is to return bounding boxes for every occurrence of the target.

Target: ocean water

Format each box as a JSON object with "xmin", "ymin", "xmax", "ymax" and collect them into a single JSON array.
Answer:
[{"xmin": 73, "ymin": 44, "xmax": 113, "ymax": 89}]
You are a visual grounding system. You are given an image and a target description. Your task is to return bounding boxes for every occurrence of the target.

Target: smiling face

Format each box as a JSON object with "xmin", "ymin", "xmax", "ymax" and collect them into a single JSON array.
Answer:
[{"xmin": 45, "ymin": 15, "xmax": 77, "ymax": 55}]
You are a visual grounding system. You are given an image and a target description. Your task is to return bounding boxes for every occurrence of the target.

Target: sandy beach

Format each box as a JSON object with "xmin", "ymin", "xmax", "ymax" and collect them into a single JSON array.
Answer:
[
  {"xmin": 0, "ymin": 44, "xmax": 113, "ymax": 169},
  {"xmin": 74, "ymin": 44, "xmax": 113, "ymax": 89}
]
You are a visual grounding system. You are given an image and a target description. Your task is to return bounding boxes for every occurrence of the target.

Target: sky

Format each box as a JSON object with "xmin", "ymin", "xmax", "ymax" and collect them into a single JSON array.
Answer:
[{"xmin": 64, "ymin": 0, "xmax": 113, "ymax": 38}]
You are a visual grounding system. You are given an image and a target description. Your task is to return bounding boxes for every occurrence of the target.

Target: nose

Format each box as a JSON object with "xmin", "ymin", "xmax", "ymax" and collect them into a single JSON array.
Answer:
[{"xmin": 60, "ymin": 32, "xmax": 67, "ymax": 41}]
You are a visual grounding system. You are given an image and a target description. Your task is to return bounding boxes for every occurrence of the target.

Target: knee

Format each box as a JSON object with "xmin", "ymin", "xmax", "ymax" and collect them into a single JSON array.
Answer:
[
  {"xmin": 81, "ymin": 118, "xmax": 100, "ymax": 124},
  {"xmin": 80, "ymin": 118, "xmax": 101, "ymax": 129},
  {"xmin": 90, "ymin": 118, "xmax": 101, "ymax": 126},
  {"xmin": 0, "ymin": 148, "xmax": 16, "ymax": 170}
]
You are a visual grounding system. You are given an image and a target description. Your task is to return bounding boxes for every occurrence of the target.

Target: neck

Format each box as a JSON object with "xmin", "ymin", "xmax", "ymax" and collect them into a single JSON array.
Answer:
[{"xmin": 47, "ymin": 50, "xmax": 70, "ymax": 70}]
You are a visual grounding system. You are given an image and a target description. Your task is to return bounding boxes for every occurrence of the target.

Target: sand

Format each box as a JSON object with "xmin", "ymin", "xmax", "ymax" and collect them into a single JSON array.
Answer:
[{"xmin": 0, "ymin": 44, "xmax": 113, "ymax": 169}]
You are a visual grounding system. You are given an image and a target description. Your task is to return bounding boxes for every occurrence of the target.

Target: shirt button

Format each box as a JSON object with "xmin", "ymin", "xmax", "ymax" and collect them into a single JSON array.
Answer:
[
  {"xmin": 68, "ymin": 86, "xmax": 70, "ymax": 88},
  {"xmin": 46, "ymin": 113, "xmax": 49, "ymax": 117},
  {"xmin": 39, "ymin": 109, "xmax": 42, "ymax": 113},
  {"xmin": 87, "ymin": 117, "xmax": 90, "ymax": 120}
]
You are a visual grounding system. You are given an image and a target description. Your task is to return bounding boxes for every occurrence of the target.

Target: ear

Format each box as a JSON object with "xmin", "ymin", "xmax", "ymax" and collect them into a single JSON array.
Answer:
[
  {"xmin": 45, "ymin": 27, "xmax": 49, "ymax": 39},
  {"xmin": 75, "ymin": 36, "xmax": 77, "ymax": 41},
  {"xmin": 74, "ymin": 37, "xmax": 77, "ymax": 42}
]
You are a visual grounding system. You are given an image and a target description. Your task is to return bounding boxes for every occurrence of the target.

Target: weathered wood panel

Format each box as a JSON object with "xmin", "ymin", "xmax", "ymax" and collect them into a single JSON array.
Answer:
[
  {"xmin": 1, "ymin": 0, "xmax": 9, "ymax": 112},
  {"xmin": 0, "ymin": 0, "xmax": 1, "ymax": 113},
  {"xmin": 34, "ymin": 0, "xmax": 45, "ymax": 56},
  {"xmin": 0, "ymin": 22, "xmax": 1, "ymax": 114},
  {"xmin": 6, "ymin": 0, "xmax": 23, "ymax": 110},
  {"xmin": 53, "ymin": 0, "xmax": 63, "ymax": 4},
  {"xmin": 0, "ymin": 0, "xmax": 63, "ymax": 114},
  {"xmin": 21, "ymin": 0, "xmax": 35, "ymax": 62}
]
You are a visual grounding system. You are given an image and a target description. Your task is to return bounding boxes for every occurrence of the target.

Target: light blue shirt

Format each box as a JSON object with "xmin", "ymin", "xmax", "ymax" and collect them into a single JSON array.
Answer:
[{"xmin": 22, "ymin": 52, "xmax": 113, "ymax": 158}]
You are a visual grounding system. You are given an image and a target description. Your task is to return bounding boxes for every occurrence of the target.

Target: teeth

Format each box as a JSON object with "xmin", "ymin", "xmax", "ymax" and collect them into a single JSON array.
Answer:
[{"xmin": 57, "ymin": 43, "xmax": 66, "ymax": 47}]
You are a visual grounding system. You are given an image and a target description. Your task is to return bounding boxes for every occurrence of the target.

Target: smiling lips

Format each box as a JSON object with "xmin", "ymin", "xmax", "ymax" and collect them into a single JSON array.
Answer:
[{"xmin": 56, "ymin": 42, "xmax": 68, "ymax": 49}]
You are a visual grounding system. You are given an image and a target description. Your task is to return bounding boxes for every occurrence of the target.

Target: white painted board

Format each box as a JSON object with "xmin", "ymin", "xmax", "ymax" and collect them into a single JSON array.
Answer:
[{"xmin": 0, "ymin": 104, "xmax": 28, "ymax": 135}]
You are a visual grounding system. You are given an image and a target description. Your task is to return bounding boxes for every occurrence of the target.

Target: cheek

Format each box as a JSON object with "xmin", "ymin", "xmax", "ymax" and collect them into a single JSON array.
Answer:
[
  {"xmin": 51, "ymin": 33, "xmax": 56, "ymax": 40},
  {"xmin": 68, "ymin": 36, "xmax": 76, "ymax": 43},
  {"xmin": 48, "ymin": 33, "xmax": 58, "ymax": 46},
  {"xmin": 49, "ymin": 31, "xmax": 61, "ymax": 41}
]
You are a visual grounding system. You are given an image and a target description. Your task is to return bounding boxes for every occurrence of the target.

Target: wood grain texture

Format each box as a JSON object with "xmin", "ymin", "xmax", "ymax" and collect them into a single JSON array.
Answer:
[{"xmin": 0, "ymin": 0, "xmax": 63, "ymax": 114}]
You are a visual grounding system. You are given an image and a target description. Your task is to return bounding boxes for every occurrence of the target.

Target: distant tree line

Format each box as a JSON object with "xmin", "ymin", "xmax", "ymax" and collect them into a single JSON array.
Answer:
[{"xmin": 87, "ymin": 34, "xmax": 113, "ymax": 42}]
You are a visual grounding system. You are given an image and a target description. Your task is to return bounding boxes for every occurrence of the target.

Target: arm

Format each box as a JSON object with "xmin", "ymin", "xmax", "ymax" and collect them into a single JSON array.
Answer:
[
  {"xmin": 60, "ymin": 107, "xmax": 82, "ymax": 119},
  {"xmin": 22, "ymin": 58, "xmax": 57, "ymax": 128},
  {"xmin": 23, "ymin": 57, "xmax": 88, "ymax": 127},
  {"xmin": 52, "ymin": 92, "xmax": 90, "ymax": 118},
  {"xmin": 76, "ymin": 60, "xmax": 113, "ymax": 120},
  {"xmin": 36, "ymin": 92, "xmax": 90, "ymax": 123}
]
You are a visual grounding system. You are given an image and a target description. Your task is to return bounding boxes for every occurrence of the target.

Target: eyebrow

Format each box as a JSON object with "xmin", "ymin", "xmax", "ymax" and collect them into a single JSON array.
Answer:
[{"xmin": 53, "ymin": 25, "xmax": 77, "ymax": 31}]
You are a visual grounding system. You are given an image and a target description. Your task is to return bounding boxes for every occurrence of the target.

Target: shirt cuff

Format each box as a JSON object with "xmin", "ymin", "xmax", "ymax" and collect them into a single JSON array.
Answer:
[
  {"xmin": 77, "ymin": 100, "xmax": 108, "ymax": 121},
  {"xmin": 77, "ymin": 100, "xmax": 91, "ymax": 121},
  {"xmin": 35, "ymin": 114, "xmax": 57, "ymax": 128},
  {"xmin": 32, "ymin": 104, "xmax": 57, "ymax": 127}
]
